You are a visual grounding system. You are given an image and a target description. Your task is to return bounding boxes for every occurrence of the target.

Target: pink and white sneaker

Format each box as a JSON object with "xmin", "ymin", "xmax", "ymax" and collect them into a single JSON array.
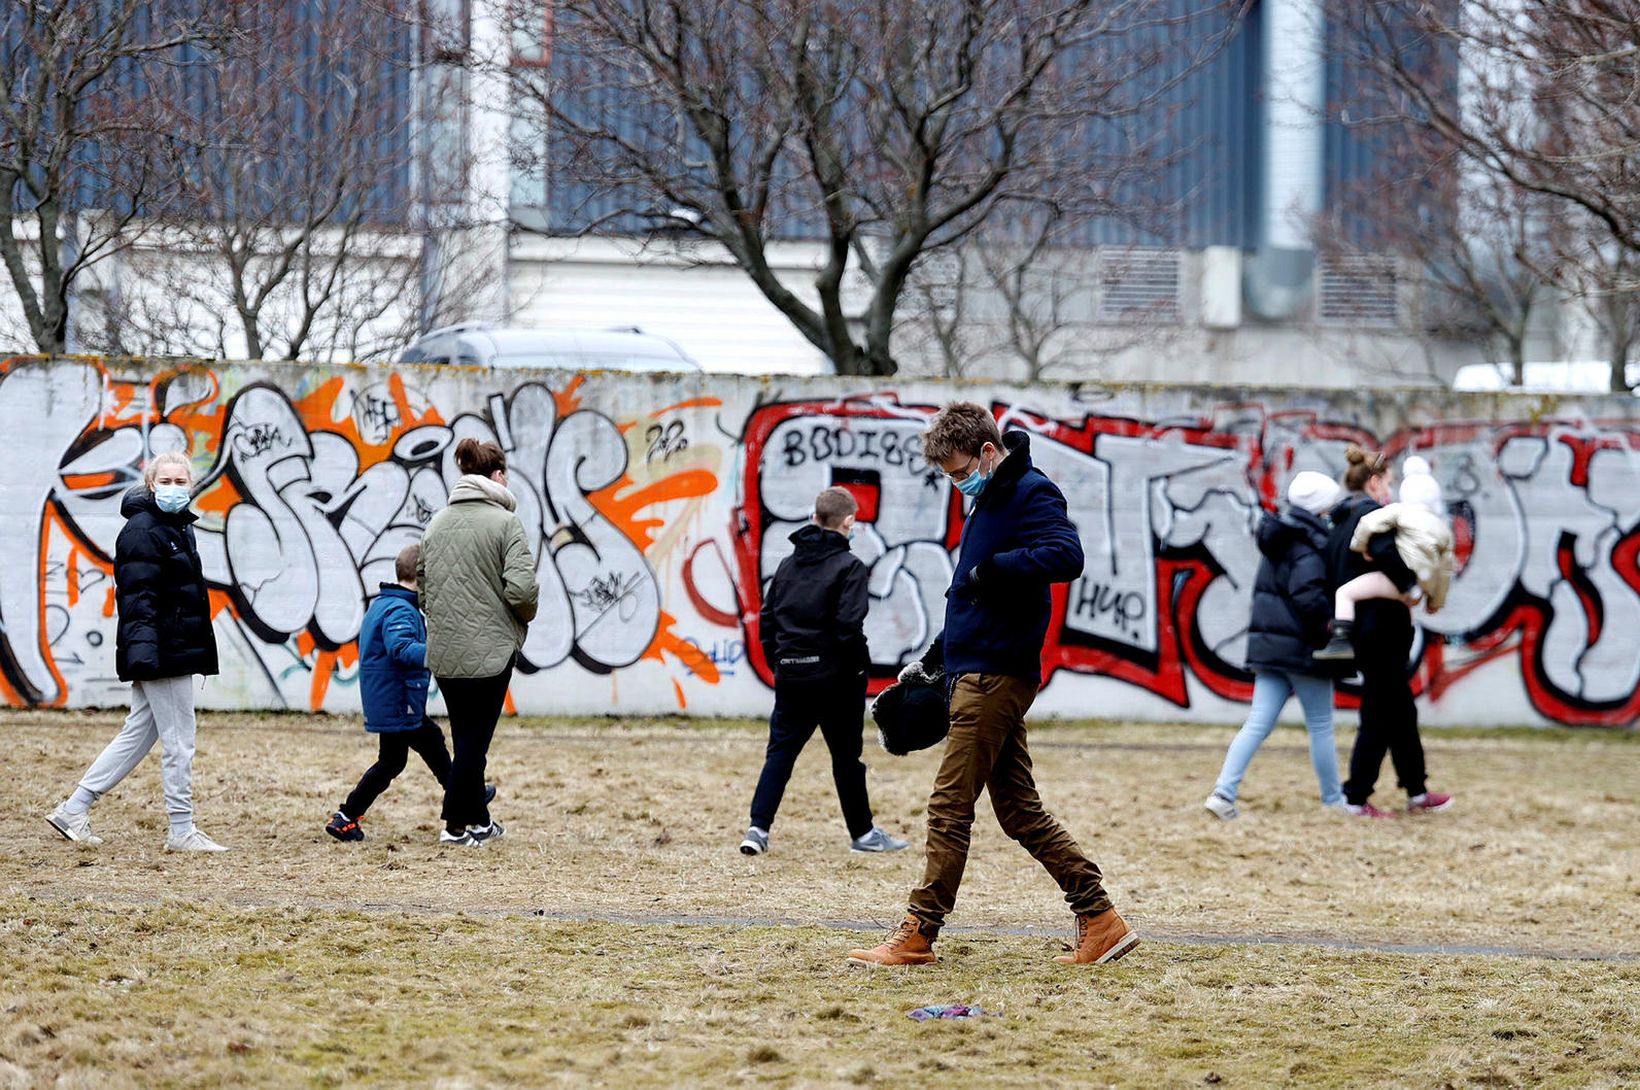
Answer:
[
  {"xmin": 1407, "ymin": 791, "xmax": 1453, "ymax": 814},
  {"xmin": 1341, "ymin": 801, "xmax": 1397, "ymax": 818}
]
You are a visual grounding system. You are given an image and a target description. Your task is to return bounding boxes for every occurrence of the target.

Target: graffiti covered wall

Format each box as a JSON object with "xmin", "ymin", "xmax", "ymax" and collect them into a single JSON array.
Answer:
[{"xmin": 4, "ymin": 355, "xmax": 1639, "ymax": 727}]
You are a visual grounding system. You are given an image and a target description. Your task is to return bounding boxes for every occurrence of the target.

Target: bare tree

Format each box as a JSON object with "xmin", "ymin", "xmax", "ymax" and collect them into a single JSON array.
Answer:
[
  {"xmin": 106, "ymin": 0, "xmax": 447, "ymax": 363},
  {"xmin": 1335, "ymin": 1, "xmax": 1640, "ymax": 391},
  {"xmin": 1319, "ymin": 144, "xmax": 1554, "ymax": 386},
  {"xmin": 1568, "ymin": 241, "xmax": 1640, "ymax": 390},
  {"xmin": 510, "ymin": 0, "xmax": 1237, "ymax": 376},
  {"xmin": 0, "ymin": 0, "xmax": 214, "ymax": 354}
]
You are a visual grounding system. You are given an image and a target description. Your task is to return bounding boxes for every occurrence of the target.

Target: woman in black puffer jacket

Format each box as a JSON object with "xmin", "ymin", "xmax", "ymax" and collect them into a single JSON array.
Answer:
[
  {"xmin": 45, "ymin": 450, "xmax": 226, "ymax": 852},
  {"xmin": 1202, "ymin": 471, "xmax": 1346, "ymax": 819}
]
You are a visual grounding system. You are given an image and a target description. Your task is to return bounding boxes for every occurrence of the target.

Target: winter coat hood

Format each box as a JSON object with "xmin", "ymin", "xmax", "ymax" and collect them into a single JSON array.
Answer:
[
  {"xmin": 788, "ymin": 523, "xmax": 851, "ymax": 561},
  {"xmin": 1256, "ymin": 507, "xmax": 1330, "ymax": 561},
  {"xmin": 448, "ymin": 474, "xmax": 518, "ymax": 512}
]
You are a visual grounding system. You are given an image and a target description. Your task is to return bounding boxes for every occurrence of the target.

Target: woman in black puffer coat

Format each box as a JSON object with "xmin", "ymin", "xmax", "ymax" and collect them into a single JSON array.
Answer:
[
  {"xmin": 1202, "ymin": 471, "xmax": 1346, "ymax": 819},
  {"xmin": 45, "ymin": 450, "xmax": 226, "ymax": 852}
]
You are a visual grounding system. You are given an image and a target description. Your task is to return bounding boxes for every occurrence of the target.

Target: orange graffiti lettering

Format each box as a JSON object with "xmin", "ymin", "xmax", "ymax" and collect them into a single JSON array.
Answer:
[{"xmin": 590, "ymin": 469, "xmax": 718, "ymax": 552}]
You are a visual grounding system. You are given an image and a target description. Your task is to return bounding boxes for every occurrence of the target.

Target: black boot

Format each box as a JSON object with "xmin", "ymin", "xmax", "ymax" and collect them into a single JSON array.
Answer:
[{"xmin": 1313, "ymin": 618, "xmax": 1356, "ymax": 662}]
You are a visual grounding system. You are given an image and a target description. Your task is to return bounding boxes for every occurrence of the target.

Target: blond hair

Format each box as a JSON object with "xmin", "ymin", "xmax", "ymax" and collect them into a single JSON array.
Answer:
[{"xmin": 143, "ymin": 449, "xmax": 193, "ymax": 489}]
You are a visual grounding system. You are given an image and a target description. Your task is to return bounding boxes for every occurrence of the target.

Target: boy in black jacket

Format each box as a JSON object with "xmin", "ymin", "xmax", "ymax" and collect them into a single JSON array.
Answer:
[{"xmin": 740, "ymin": 487, "xmax": 907, "ymax": 856}]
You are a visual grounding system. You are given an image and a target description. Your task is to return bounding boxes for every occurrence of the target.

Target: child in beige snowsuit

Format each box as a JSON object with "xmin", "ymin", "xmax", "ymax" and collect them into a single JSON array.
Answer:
[{"xmin": 1314, "ymin": 457, "xmax": 1454, "ymax": 662}]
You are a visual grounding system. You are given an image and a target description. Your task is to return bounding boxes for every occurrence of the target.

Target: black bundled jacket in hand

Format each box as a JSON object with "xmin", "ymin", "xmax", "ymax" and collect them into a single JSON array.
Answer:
[
  {"xmin": 1246, "ymin": 507, "xmax": 1333, "ymax": 676},
  {"xmin": 759, "ymin": 523, "xmax": 869, "ymax": 682},
  {"xmin": 114, "ymin": 484, "xmax": 219, "ymax": 683}
]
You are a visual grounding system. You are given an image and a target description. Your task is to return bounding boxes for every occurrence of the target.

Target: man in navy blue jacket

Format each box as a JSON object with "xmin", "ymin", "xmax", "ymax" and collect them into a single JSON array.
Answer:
[{"xmin": 848, "ymin": 403, "xmax": 1138, "ymax": 968}]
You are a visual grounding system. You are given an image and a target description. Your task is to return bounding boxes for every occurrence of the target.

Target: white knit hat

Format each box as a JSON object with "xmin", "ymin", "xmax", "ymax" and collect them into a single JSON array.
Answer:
[
  {"xmin": 1287, "ymin": 470, "xmax": 1343, "ymax": 516},
  {"xmin": 1399, "ymin": 457, "xmax": 1444, "ymax": 512}
]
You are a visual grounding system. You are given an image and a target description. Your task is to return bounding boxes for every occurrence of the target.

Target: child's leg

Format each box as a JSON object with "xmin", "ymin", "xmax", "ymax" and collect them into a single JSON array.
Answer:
[
  {"xmin": 407, "ymin": 716, "xmax": 453, "ymax": 786},
  {"xmin": 1334, "ymin": 571, "xmax": 1403, "ymax": 621},
  {"xmin": 816, "ymin": 672, "xmax": 874, "ymax": 841},
  {"xmin": 748, "ymin": 682, "xmax": 820, "ymax": 832},
  {"xmin": 343, "ymin": 733, "xmax": 412, "ymax": 819}
]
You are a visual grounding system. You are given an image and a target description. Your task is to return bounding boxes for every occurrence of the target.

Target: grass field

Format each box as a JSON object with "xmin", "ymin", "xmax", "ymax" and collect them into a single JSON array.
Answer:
[{"xmin": 3, "ymin": 709, "xmax": 1638, "ymax": 1087}]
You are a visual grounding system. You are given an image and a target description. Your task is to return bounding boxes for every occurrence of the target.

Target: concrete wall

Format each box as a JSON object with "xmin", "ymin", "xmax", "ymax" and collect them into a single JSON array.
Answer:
[{"xmin": 4, "ymin": 354, "xmax": 1638, "ymax": 727}]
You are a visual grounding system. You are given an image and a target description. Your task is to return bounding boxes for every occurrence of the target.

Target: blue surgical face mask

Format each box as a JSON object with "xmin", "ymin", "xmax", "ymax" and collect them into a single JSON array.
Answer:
[{"xmin": 154, "ymin": 484, "xmax": 191, "ymax": 514}]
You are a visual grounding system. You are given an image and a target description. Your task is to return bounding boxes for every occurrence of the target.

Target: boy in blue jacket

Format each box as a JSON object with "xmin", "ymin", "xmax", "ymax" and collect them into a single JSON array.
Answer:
[
  {"xmin": 326, "ymin": 543, "xmax": 489, "ymax": 841},
  {"xmin": 847, "ymin": 402, "xmax": 1136, "ymax": 969}
]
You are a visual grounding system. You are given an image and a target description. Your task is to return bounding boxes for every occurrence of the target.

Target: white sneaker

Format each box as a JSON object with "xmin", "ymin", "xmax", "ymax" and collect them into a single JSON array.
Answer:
[
  {"xmin": 165, "ymin": 829, "xmax": 228, "ymax": 852},
  {"xmin": 849, "ymin": 827, "xmax": 909, "ymax": 853},
  {"xmin": 467, "ymin": 821, "xmax": 505, "ymax": 846},
  {"xmin": 1203, "ymin": 793, "xmax": 1238, "ymax": 820},
  {"xmin": 739, "ymin": 827, "xmax": 769, "ymax": 855},
  {"xmin": 46, "ymin": 805, "xmax": 103, "ymax": 845}
]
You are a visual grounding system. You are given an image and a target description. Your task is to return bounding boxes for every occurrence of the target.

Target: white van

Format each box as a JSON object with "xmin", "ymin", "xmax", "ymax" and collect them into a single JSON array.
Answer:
[
  {"xmin": 1452, "ymin": 360, "xmax": 1637, "ymax": 393},
  {"xmin": 400, "ymin": 323, "xmax": 704, "ymax": 373}
]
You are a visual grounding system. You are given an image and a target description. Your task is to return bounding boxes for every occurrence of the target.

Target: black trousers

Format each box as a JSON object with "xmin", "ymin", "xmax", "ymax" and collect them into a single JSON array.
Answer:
[
  {"xmin": 437, "ymin": 663, "xmax": 513, "ymax": 834},
  {"xmin": 342, "ymin": 717, "xmax": 452, "ymax": 818},
  {"xmin": 1343, "ymin": 611, "xmax": 1427, "ymax": 805},
  {"xmin": 749, "ymin": 673, "xmax": 873, "ymax": 840}
]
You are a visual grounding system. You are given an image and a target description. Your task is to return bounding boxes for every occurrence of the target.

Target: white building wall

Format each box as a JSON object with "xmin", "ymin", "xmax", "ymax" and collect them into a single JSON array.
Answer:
[{"xmin": 507, "ymin": 237, "xmax": 833, "ymax": 375}]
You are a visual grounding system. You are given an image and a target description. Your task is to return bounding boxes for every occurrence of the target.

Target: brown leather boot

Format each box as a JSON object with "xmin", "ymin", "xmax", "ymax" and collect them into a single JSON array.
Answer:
[
  {"xmin": 845, "ymin": 913, "xmax": 938, "ymax": 967},
  {"xmin": 1054, "ymin": 908, "xmax": 1140, "ymax": 965}
]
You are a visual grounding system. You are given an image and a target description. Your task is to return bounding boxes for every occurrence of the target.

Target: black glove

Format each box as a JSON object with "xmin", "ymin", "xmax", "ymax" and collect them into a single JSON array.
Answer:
[{"xmin": 954, "ymin": 560, "xmax": 998, "ymax": 602}]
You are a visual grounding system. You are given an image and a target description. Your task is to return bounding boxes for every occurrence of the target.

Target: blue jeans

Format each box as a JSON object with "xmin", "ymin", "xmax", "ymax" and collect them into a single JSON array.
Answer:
[{"xmin": 1213, "ymin": 671, "xmax": 1342, "ymax": 806}]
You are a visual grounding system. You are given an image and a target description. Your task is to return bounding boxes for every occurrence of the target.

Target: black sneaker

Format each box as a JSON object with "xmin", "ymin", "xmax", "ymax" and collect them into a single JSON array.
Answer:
[
  {"xmin": 325, "ymin": 811, "xmax": 364, "ymax": 842},
  {"xmin": 468, "ymin": 821, "xmax": 505, "ymax": 846},
  {"xmin": 1312, "ymin": 619, "xmax": 1356, "ymax": 662},
  {"xmin": 484, "ymin": 784, "xmax": 497, "ymax": 804}
]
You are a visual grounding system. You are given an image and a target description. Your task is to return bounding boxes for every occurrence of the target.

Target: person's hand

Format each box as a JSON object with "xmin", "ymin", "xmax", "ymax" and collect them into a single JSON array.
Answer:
[
  {"xmin": 954, "ymin": 560, "xmax": 996, "ymax": 602},
  {"xmin": 1398, "ymin": 592, "xmax": 1420, "ymax": 607},
  {"xmin": 1425, "ymin": 602, "xmax": 1441, "ymax": 615}
]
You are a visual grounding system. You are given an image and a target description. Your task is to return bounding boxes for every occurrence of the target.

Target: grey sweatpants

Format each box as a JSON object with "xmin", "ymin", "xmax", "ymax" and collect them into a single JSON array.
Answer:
[{"xmin": 77, "ymin": 675, "xmax": 197, "ymax": 832}]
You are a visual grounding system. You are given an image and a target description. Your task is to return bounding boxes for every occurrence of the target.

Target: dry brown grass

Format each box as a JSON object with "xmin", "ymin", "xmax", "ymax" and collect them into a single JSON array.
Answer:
[
  {"xmin": 2, "ymin": 899, "xmax": 1637, "ymax": 1089},
  {"xmin": 3, "ymin": 710, "xmax": 1639, "ymax": 1086},
  {"xmin": 4, "ymin": 711, "xmax": 1636, "ymax": 954}
]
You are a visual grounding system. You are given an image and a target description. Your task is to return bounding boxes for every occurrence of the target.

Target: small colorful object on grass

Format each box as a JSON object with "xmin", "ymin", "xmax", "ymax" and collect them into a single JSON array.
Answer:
[{"xmin": 907, "ymin": 1004, "xmax": 1000, "ymax": 1022}]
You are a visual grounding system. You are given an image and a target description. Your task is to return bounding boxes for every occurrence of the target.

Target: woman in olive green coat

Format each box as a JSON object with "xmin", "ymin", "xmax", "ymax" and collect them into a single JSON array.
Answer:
[{"xmin": 418, "ymin": 437, "xmax": 540, "ymax": 845}]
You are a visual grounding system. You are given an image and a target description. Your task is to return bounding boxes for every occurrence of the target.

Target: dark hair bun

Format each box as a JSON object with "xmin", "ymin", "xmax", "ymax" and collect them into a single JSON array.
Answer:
[{"xmin": 454, "ymin": 437, "xmax": 507, "ymax": 477}]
